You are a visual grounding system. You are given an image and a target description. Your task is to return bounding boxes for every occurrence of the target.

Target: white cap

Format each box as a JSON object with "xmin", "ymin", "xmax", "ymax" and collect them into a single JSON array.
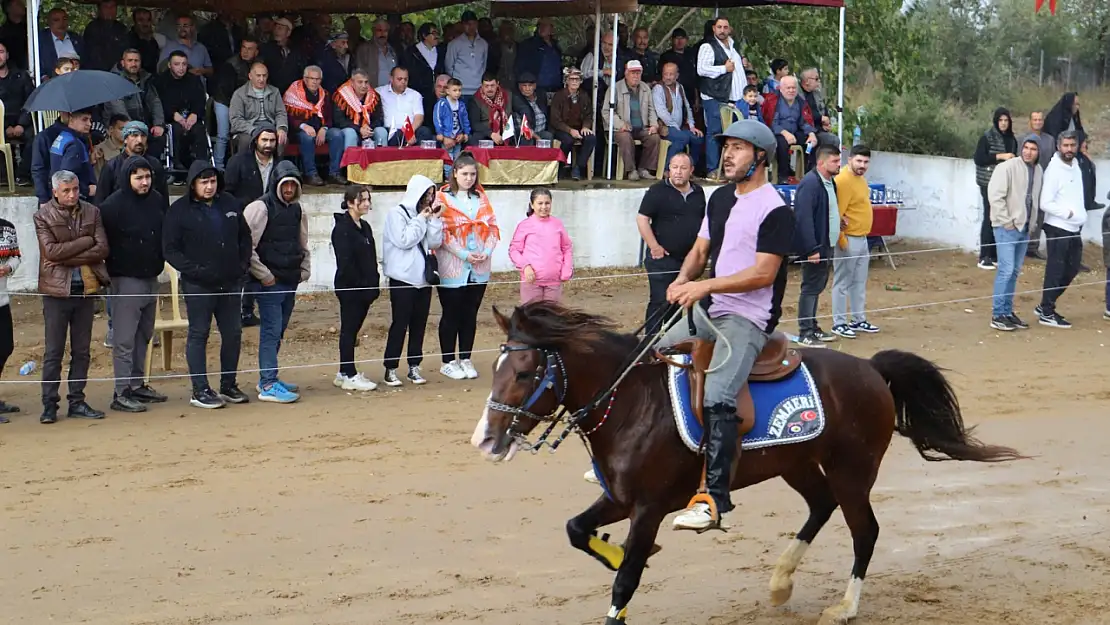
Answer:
[{"xmin": 625, "ymin": 60, "xmax": 643, "ymax": 72}]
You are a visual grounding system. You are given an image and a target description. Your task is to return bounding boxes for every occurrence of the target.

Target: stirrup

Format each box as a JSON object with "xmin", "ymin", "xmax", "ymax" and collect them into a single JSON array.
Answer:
[{"xmin": 682, "ymin": 492, "xmax": 730, "ymax": 533}]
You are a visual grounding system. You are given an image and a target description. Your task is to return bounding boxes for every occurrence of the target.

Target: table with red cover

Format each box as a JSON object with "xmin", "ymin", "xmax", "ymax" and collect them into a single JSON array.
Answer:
[
  {"xmin": 340, "ymin": 147, "xmax": 452, "ymax": 186},
  {"xmin": 461, "ymin": 146, "xmax": 567, "ymax": 186}
]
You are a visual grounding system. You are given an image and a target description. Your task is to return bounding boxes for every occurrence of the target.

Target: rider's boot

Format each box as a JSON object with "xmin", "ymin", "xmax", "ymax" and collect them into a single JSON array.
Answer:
[{"xmin": 673, "ymin": 403, "xmax": 739, "ymax": 532}]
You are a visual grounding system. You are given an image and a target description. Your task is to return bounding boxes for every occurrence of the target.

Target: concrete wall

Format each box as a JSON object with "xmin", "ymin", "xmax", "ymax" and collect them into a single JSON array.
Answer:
[{"xmin": 2, "ymin": 151, "xmax": 1104, "ymax": 293}]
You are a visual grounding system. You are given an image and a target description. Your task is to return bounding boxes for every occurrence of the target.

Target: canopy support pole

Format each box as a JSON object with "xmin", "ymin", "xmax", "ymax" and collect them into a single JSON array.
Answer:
[
  {"xmin": 590, "ymin": 4, "xmax": 601, "ymax": 144},
  {"xmin": 606, "ymin": 13, "xmax": 618, "ymax": 180},
  {"xmin": 836, "ymin": 5, "xmax": 845, "ymax": 149},
  {"xmin": 29, "ymin": 0, "xmax": 42, "ymax": 129}
]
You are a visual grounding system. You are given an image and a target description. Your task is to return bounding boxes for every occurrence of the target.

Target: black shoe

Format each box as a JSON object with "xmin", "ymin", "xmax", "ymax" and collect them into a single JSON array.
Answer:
[
  {"xmin": 241, "ymin": 313, "xmax": 261, "ymax": 327},
  {"xmin": 219, "ymin": 385, "xmax": 250, "ymax": 404},
  {"xmin": 40, "ymin": 406, "xmax": 58, "ymax": 424},
  {"xmin": 306, "ymin": 173, "xmax": 326, "ymax": 186},
  {"xmin": 111, "ymin": 391, "xmax": 148, "ymax": 413},
  {"xmin": 130, "ymin": 384, "xmax": 168, "ymax": 403},
  {"xmin": 15, "ymin": 176, "xmax": 31, "ymax": 187},
  {"xmin": 68, "ymin": 401, "xmax": 106, "ymax": 419},
  {"xmin": 0, "ymin": 400, "xmax": 19, "ymax": 414},
  {"xmin": 190, "ymin": 387, "xmax": 226, "ymax": 409},
  {"xmin": 1038, "ymin": 311, "xmax": 1072, "ymax": 329},
  {"xmin": 989, "ymin": 315, "xmax": 1016, "ymax": 332},
  {"xmin": 1079, "ymin": 262, "xmax": 1092, "ymax": 273},
  {"xmin": 1007, "ymin": 313, "xmax": 1029, "ymax": 330}
]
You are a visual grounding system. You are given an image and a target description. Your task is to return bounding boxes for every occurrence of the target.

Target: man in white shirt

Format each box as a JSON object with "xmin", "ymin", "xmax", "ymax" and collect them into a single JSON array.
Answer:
[
  {"xmin": 1036, "ymin": 130, "xmax": 1086, "ymax": 329},
  {"xmin": 375, "ymin": 66, "xmax": 433, "ymax": 146},
  {"xmin": 696, "ymin": 17, "xmax": 744, "ymax": 178}
]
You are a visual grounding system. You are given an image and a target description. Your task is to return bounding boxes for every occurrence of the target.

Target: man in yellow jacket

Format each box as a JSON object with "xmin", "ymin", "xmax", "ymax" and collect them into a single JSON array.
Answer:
[{"xmin": 831, "ymin": 144, "xmax": 879, "ymax": 339}]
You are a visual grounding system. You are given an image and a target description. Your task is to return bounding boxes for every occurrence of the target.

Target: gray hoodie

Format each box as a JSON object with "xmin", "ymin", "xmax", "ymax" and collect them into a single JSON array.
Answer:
[{"xmin": 382, "ymin": 174, "xmax": 445, "ymax": 286}]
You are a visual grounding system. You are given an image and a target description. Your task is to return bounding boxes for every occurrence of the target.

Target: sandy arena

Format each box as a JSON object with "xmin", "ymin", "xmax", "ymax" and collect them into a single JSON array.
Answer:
[{"xmin": 1, "ymin": 242, "xmax": 1109, "ymax": 625}]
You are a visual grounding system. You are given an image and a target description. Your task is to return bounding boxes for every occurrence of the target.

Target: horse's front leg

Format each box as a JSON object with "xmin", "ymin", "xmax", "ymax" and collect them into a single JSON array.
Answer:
[
  {"xmin": 603, "ymin": 505, "xmax": 666, "ymax": 624},
  {"xmin": 567, "ymin": 495, "xmax": 631, "ymax": 571}
]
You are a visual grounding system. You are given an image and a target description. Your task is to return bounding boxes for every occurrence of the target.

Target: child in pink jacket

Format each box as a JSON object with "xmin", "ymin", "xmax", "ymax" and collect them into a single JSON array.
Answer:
[{"xmin": 508, "ymin": 189, "xmax": 574, "ymax": 303}]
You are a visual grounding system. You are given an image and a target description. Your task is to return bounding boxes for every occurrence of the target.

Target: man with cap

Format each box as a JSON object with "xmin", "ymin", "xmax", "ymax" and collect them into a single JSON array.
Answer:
[
  {"xmin": 987, "ymin": 133, "xmax": 1042, "ymax": 332},
  {"xmin": 512, "ymin": 73, "xmax": 553, "ymax": 144},
  {"xmin": 94, "ymin": 120, "xmax": 170, "ymax": 209},
  {"xmin": 445, "ymin": 10, "xmax": 487, "ymax": 98},
  {"xmin": 320, "ymin": 31, "xmax": 352, "ymax": 93},
  {"xmin": 261, "ymin": 16, "xmax": 307, "ymax": 94},
  {"xmin": 604, "ymin": 60, "xmax": 660, "ymax": 181}
]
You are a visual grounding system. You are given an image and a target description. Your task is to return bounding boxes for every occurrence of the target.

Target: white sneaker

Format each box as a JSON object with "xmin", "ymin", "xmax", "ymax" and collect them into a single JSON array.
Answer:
[
  {"xmin": 583, "ymin": 467, "xmax": 600, "ymax": 484},
  {"xmin": 672, "ymin": 502, "xmax": 721, "ymax": 531},
  {"xmin": 459, "ymin": 359, "xmax": 479, "ymax": 379},
  {"xmin": 440, "ymin": 360, "xmax": 467, "ymax": 380},
  {"xmin": 337, "ymin": 372, "xmax": 377, "ymax": 392}
]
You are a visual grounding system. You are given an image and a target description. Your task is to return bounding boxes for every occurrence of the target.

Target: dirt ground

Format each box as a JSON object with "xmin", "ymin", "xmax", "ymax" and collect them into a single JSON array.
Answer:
[{"xmin": 1, "ymin": 241, "xmax": 1109, "ymax": 625}]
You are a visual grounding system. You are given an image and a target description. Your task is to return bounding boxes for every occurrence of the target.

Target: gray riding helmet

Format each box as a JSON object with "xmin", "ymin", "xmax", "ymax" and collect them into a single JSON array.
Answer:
[{"xmin": 715, "ymin": 119, "xmax": 778, "ymax": 155}]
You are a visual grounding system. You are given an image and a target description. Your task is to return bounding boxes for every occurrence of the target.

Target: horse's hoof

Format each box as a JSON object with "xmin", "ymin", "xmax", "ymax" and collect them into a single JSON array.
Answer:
[
  {"xmin": 769, "ymin": 579, "xmax": 794, "ymax": 607},
  {"xmin": 816, "ymin": 601, "xmax": 853, "ymax": 625},
  {"xmin": 603, "ymin": 618, "xmax": 625, "ymax": 625}
]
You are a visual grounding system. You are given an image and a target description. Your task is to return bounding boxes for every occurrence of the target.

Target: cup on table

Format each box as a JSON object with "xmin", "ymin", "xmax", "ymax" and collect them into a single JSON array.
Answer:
[
  {"xmin": 361, "ymin": 138, "xmax": 375, "ymax": 149},
  {"xmin": 479, "ymin": 140, "xmax": 494, "ymax": 149},
  {"xmin": 420, "ymin": 140, "xmax": 437, "ymax": 149},
  {"xmin": 536, "ymin": 139, "xmax": 552, "ymax": 149}
]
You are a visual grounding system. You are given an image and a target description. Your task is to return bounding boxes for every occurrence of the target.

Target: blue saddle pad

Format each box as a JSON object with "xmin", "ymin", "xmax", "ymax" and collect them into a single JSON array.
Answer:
[{"xmin": 666, "ymin": 353, "xmax": 826, "ymax": 452}]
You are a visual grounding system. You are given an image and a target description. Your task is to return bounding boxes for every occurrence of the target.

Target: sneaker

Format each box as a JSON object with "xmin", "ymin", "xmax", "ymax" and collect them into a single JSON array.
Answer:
[
  {"xmin": 241, "ymin": 313, "xmax": 261, "ymax": 327},
  {"xmin": 407, "ymin": 366, "xmax": 427, "ymax": 385},
  {"xmin": 672, "ymin": 502, "xmax": 725, "ymax": 531},
  {"xmin": 111, "ymin": 391, "xmax": 148, "ymax": 413},
  {"xmin": 258, "ymin": 382, "xmax": 300, "ymax": 403},
  {"xmin": 977, "ymin": 259, "xmax": 997, "ymax": 270},
  {"xmin": 383, "ymin": 368, "xmax": 403, "ymax": 387},
  {"xmin": 850, "ymin": 321, "xmax": 881, "ymax": 334},
  {"xmin": 812, "ymin": 328, "xmax": 838, "ymax": 342},
  {"xmin": 1007, "ymin": 314, "xmax": 1029, "ymax": 330},
  {"xmin": 335, "ymin": 372, "xmax": 378, "ymax": 392},
  {"xmin": 1038, "ymin": 312, "xmax": 1072, "ymax": 329},
  {"xmin": 1034, "ymin": 305, "xmax": 1044, "ymax": 318},
  {"xmin": 990, "ymin": 316, "xmax": 1016, "ymax": 332},
  {"xmin": 103, "ymin": 327, "xmax": 114, "ymax": 348},
  {"xmin": 67, "ymin": 401, "xmax": 106, "ymax": 419},
  {"xmin": 218, "ymin": 385, "xmax": 250, "ymax": 404},
  {"xmin": 190, "ymin": 388, "xmax": 225, "ymax": 409},
  {"xmin": 584, "ymin": 467, "xmax": 600, "ymax": 484},
  {"xmin": 256, "ymin": 380, "xmax": 299, "ymax": 394},
  {"xmin": 831, "ymin": 324, "xmax": 857, "ymax": 339},
  {"xmin": 1104, "ymin": 310, "xmax": 1110, "ymax": 320},
  {"xmin": 440, "ymin": 360, "xmax": 467, "ymax": 380},
  {"xmin": 130, "ymin": 384, "xmax": 168, "ymax": 403},
  {"xmin": 459, "ymin": 359, "xmax": 479, "ymax": 379},
  {"xmin": 627, "ymin": 169, "xmax": 640, "ymax": 181},
  {"xmin": 797, "ymin": 333, "xmax": 825, "ymax": 347}
]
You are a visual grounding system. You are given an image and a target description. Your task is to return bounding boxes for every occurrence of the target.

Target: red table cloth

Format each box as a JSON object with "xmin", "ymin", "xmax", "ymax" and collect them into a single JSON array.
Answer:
[{"xmin": 340, "ymin": 146, "xmax": 452, "ymax": 168}]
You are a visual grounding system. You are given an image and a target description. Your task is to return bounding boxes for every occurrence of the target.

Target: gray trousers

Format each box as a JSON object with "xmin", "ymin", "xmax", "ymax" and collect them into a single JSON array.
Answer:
[
  {"xmin": 832, "ymin": 235, "xmax": 870, "ymax": 326},
  {"xmin": 658, "ymin": 309, "xmax": 768, "ymax": 409},
  {"xmin": 42, "ymin": 296, "xmax": 95, "ymax": 408},
  {"xmin": 109, "ymin": 277, "xmax": 158, "ymax": 394}
]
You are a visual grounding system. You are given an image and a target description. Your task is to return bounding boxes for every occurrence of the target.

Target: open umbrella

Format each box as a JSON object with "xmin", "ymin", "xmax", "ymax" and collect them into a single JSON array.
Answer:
[{"xmin": 23, "ymin": 70, "xmax": 139, "ymax": 113}]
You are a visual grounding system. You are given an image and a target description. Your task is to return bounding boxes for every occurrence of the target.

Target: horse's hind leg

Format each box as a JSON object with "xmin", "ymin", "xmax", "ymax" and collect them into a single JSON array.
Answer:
[
  {"xmin": 769, "ymin": 463, "xmax": 839, "ymax": 607},
  {"xmin": 567, "ymin": 495, "xmax": 631, "ymax": 571},
  {"xmin": 817, "ymin": 467, "xmax": 880, "ymax": 625},
  {"xmin": 603, "ymin": 505, "xmax": 666, "ymax": 624}
]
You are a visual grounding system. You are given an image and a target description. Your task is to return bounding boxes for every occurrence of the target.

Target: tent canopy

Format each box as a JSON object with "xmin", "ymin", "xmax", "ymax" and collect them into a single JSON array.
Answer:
[
  {"xmin": 68, "ymin": 0, "xmax": 469, "ymax": 13},
  {"xmin": 491, "ymin": 0, "xmax": 638, "ymax": 18},
  {"xmin": 636, "ymin": 0, "xmax": 843, "ymax": 7}
]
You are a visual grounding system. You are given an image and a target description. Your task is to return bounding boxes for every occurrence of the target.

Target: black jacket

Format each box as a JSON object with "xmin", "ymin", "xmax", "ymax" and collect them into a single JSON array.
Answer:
[
  {"xmin": 224, "ymin": 123, "xmax": 275, "ymax": 204},
  {"xmin": 401, "ymin": 43, "xmax": 443, "ymax": 124},
  {"xmin": 0, "ymin": 68, "xmax": 34, "ymax": 129},
  {"xmin": 162, "ymin": 161, "xmax": 251, "ymax": 291},
  {"xmin": 213, "ymin": 56, "xmax": 252, "ymax": 105},
  {"xmin": 512, "ymin": 90, "xmax": 550, "ymax": 134},
  {"xmin": 154, "ymin": 70, "xmax": 206, "ymax": 119},
  {"xmin": 198, "ymin": 19, "xmax": 245, "ymax": 70},
  {"xmin": 252, "ymin": 160, "xmax": 306, "ymax": 286},
  {"xmin": 331, "ymin": 211, "xmax": 380, "ymax": 303},
  {"xmin": 792, "ymin": 169, "xmax": 835, "ymax": 257},
  {"xmin": 95, "ymin": 151, "xmax": 169, "ymax": 210},
  {"xmin": 260, "ymin": 41, "xmax": 308, "ymax": 94},
  {"xmin": 101, "ymin": 156, "xmax": 165, "ymax": 279}
]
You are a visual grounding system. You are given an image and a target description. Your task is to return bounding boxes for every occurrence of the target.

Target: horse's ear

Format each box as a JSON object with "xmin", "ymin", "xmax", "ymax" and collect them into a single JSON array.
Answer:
[{"xmin": 492, "ymin": 306, "xmax": 511, "ymax": 334}]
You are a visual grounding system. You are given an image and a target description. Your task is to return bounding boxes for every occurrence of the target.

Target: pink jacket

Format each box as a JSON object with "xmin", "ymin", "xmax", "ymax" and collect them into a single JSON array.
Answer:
[{"xmin": 508, "ymin": 214, "xmax": 573, "ymax": 286}]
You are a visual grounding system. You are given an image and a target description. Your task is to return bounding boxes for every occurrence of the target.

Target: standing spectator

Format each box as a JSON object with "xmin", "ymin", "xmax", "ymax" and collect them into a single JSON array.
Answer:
[
  {"xmin": 49, "ymin": 108, "xmax": 97, "ymax": 200},
  {"xmin": 636, "ymin": 153, "xmax": 704, "ymax": 334},
  {"xmin": 162, "ymin": 161, "xmax": 252, "ymax": 409},
  {"xmin": 34, "ymin": 170, "xmax": 109, "ymax": 424},
  {"xmin": 549, "ymin": 68, "xmax": 595, "ymax": 181},
  {"xmin": 320, "ymin": 32, "xmax": 353, "ymax": 93},
  {"xmin": 445, "ymin": 10, "xmax": 487, "ymax": 98},
  {"xmin": 435, "ymin": 153, "xmax": 500, "ymax": 381},
  {"xmin": 198, "ymin": 11, "xmax": 245, "ymax": 70},
  {"xmin": 761, "ymin": 75, "xmax": 817, "ymax": 183},
  {"xmin": 229, "ymin": 62, "xmax": 289, "ymax": 153},
  {"xmin": 331, "ymin": 185, "xmax": 380, "ymax": 392},
  {"xmin": 402, "ymin": 22, "xmax": 443, "ymax": 118},
  {"xmin": 377, "ymin": 67, "xmax": 432, "ymax": 145},
  {"xmin": 1026, "ymin": 110, "xmax": 1053, "ymax": 259},
  {"xmin": 104, "ymin": 48, "xmax": 166, "ymax": 153},
  {"xmin": 492, "ymin": 21, "xmax": 517, "ymax": 91},
  {"xmin": 1036, "ymin": 131, "xmax": 1086, "ymax": 329},
  {"xmin": 793, "ymin": 144, "xmax": 842, "ymax": 345},
  {"xmin": 254, "ymin": 15, "xmax": 275, "ymax": 45},
  {"xmin": 244, "ymin": 161, "xmax": 309, "ymax": 403},
  {"xmin": 0, "ymin": 211, "xmax": 19, "ymax": 420},
  {"xmin": 1103, "ymin": 201, "xmax": 1110, "ymax": 321},
  {"xmin": 224, "ymin": 123, "xmax": 278, "ymax": 329},
  {"xmin": 659, "ymin": 28, "xmax": 699, "ymax": 121},
  {"xmin": 261, "ymin": 17, "xmax": 307, "ymax": 93},
  {"xmin": 515, "ymin": 18, "xmax": 563, "ymax": 95},
  {"xmin": 155, "ymin": 51, "xmax": 210, "ymax": 175},
  {"xmin": 0, "ymin": 42, "xmax": 35, "ymax": 186},
  {"xmin": 128, "ymin": 8, "xmax": 163, "ymax": 77},
  {"xmin": 629, "ymin": 27, "xmax": 658, "ymax": 83},
  {"xmin": 91, "ymin": 114, "xmax": 125, "ymax": 177},
  {"xmin": 987, "ymin": 134, "xmax": 1042, "ymax": 332},
  {"xmin": 972, "ymin": 107, "xmax": 1017, "ymax": 270},
  {"xmin": 434, "ymin": 77, "xmax": 471, "ymax": 164},
  {"xmin": 696, "ymin": 17, "xmax": 744, "ymax": 179},
  {"xmin": 333, "ymin": 69, "xmax": 386, "ymax": 148},
  {"xmin": 100, "ymin": 156, "xmax": 169, "ymax": 412},
  {"xmin": 763, "ymin": 58, "xmax": 790, "ymax": 95},
  {"xmin": 798, "ymin": 68, "xmax": 838, "ymax": 147},
  {"xmin": 509, "ymin": 188, "xmax": 573, "ymax": 304},
  {"xmin": 343, "ymin": 15, "xmax": 364, "ymax": 51},
  {"xmin": 212, "ymin": 37, "xmax": 260, "ymax": 170},
  {"xmin": 605, "ymin": 60, "xmax": 660, "ymax": 181},
  {"xmin": 159, "ymin": 14, "xmax": 213, "ymax": 78},
  {"xmin": 581, "ymin": 31, "xmax": 624, "ymax": 108},
  {"xmin": 0, "ymin": 0, "xmax": 29, "ymax": 72},
  {"xmin": 467, "ymin": 73, "xmax": 512, "ymax": 145},
  {"xmin": 653, "ymin": 61, "xmax": 704, "ymax": 172},
  {"xmin": 38, "ymin": 8, "xmax": 84, "ymax": 82},
  {"xmin": 381, "ymin": 174, "xmax": 443, "ymax": 387},
  {"xmin": 31, "ymin": 113, "xmax": 68, "ymax": 202},
  {"xmin": 95, "ymin": 121, "xmax": 170, "ymax": 210},
  {"xmin": 831, "ymin": 144, "xmax": 879, "ymax": 339},
  {"xmin": 354, "ymin": 19, "xmax": 399, "ymax": 90},
  {"xmin": 82, "ymin": 0, "xmax": 129, "ymax": 72},
  {"xmin": 1078, "ymin": 139, "xmax": 1102, "ymax": 212},
  {"xmin": 284, "ymin": 65, "xmax": 341, "ymax": 186},
  {"xmin": 512, "ymin": 73, "xmax": 553, "ymax": 143},
  {"xmin": 1043, "ymin": 92, "xmax": 1084, "ymax": 145}
]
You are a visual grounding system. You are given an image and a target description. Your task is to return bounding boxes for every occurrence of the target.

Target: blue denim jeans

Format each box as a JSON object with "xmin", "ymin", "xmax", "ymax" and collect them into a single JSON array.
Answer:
[
  {"xmin": 296, "ymin": 128, "xmax": 350, "ymax": 177},
  {"xmin": 702, "ymin": 99, "xmax": 725, "ymax": 173},
  {"xmin": 991, "ymin": 225, "xmax": 1029, "ymax": 316},
  {"xmin": 663, "ymin": 127, "xmax": 705, "ymax": 171},
  {"xmin": 213, "ymin": 101, "xmax": 230, "ymax": 170},
  {"xmin": 255, "ymin": 281, "xmax": 297, "ymax": 386}
]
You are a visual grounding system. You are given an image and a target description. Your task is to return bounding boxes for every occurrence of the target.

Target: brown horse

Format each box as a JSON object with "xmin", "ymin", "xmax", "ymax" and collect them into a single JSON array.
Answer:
[{"xmin": 471, "ymin": 301, "xmax": 1024, "ymax": 625}]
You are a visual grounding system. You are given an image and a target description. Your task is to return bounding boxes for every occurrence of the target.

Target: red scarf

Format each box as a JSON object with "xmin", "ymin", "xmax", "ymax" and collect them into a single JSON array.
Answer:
[
  {"xmin": 333, "ymin": 80, "xmax": 379, "ymax": 127},
  {"xmin": 283, "ymin": 80, "xmax": 327, "ymax": 122},
  {"xmin": 478, "ymin": 87, "xmax": 509, "ymax": 134}
]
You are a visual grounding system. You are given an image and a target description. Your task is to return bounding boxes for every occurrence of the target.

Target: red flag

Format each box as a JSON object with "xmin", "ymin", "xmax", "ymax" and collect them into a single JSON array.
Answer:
[
  {"xmin": 1035, "ymin": 0, "xmax": 1058, "ymax": 15},
  {"xmin": 521, "ymin": 115, "xmax": 534, "ymax": 141},
  {"xmin": 402, "ymin": 116, "xmax": 416, "ymax": 144}
]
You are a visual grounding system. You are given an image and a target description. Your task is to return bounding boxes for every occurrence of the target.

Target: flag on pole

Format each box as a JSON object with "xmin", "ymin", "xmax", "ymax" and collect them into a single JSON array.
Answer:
[
  {"xmin": 402, "ymin": 116, "xmax": 416, "ymax": 144},
  {"xmin": 521, "ymin": 115, "xmax": 534, "ymax": 141},
  {"xmin": 502, "ymin": 115, "xmax": 515, "ymax": 141}
]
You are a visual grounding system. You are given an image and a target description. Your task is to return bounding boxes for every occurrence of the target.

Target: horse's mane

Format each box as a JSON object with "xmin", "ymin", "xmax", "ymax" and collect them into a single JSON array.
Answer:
[{"xmin": 506, "ymin": 301, "xmax": 638, "ymax": 360}]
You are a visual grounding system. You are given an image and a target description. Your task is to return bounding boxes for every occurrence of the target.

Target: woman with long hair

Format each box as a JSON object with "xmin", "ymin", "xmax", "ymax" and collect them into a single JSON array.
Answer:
[
  {"xmin": 331, "ymin": 185, "xmax": 380, "ymax": 392},
  {"xmin": 435, "ymin": 152, "xmax": 500, "ymax": 380}
]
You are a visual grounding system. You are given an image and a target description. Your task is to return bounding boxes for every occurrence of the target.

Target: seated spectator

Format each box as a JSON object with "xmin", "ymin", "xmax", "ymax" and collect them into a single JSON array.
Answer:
[
  {"xmin": 434, "ymin": 78, "xmax": 471, "ymax": 163},
  {"xmin": 652, "ymin": 60, "xmax": 704, "ymax": 173},
  {"xmin": 402, "ymin": 23, "xmax": 443, "ymax": 123},
  {"xmin": 0, "ymin": 42, "xmax": 35, "ymax": 186},
  {"xmin": 82, "ymin": 0, "xmax": 129, "ymax": 72},
  {"xmin": 155, "ymin": 50, "xmax": 210, "ymax": 176},
  {"xmin": 761, "ymin": 74, "xmax": 816, "ymax": 183},
  {"xmin": 104, "ymin": 48, "xmax": 166, "ymax": 154},
  {"xmin": 38, "ymin": 7, "xmax": 84, "ymax": 82},
  {"xmin": 230, "ymin": 61, "xmax": 289, "ymax": 154},
  {"xmin": 127, "ymin": 8, "xmax": 163, "ymax": 76},
  {"xmin": 94, "ymin": 120, "xmax": 169, "ymax": 208},
  {"xmin": 159, "ymin": 14, "xmax": 213, "ymax": 78},
  {"xmin": 512, "ymin": 73, "xmax": 554, "ymax": 145},
  {"xmin": 467, "ymin": 73, "xmax": 513, "ymax": 146},
  {"xmin": 284, "ymin": 65, "xmax": 344, "ymax": 186},
  {"xmin": 320, "ymin": 32, "xmax": 352, "ymax": 93},
  {"xmin": 355, "ymin": 19, "xmax": 400, "ymax": 90},
  {"xmin": 376, "ymin": 66, "xmax": 432, "ymax": 146},
  {"xmin": 739, "ymin": 84, "xmax": 763, "ymax": 122},
  {"xmin": 261, "ymin": 17, "xmax": 306, "ymax": 93},
  {"xmin": 212, "ymin": 37, "xmax": 260, "ymax": 170},
  {"xmin": 630, "ymin": 27, "xmax": 658, "ymax": 82},
  {"xmin": 549, "ymin": 68, "xmax": 596, "ymax": 181},
  {"xmin": 799, "ymin": 67, "xmax": 839, "ymax": 147},
  {"xmin": 515, "ymin": 18, "xmax": 562, "ymax": 94},
  {"xmin": 604, "ymin": 60, "xmax": 660, "ymax": 181},
  {"xmin": 333, "ymin": 69, "xmax": 386, "ymax": 148},
  {"xmin": 92, "ymin": 114, "xmax": 127, "ymax": 176},
  {"xmin": 763, "ymin": 58, "xmax": 789, "ymax": 95},
  {"xmin": 49, "ymin": 108, "xmax": 97, "ymax": 200}
]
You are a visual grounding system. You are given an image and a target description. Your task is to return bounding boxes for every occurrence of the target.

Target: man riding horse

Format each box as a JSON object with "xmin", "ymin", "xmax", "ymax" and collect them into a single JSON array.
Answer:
[{"xmin": 660, "ymin": 119, "xmax": 795, "ymax": 532}]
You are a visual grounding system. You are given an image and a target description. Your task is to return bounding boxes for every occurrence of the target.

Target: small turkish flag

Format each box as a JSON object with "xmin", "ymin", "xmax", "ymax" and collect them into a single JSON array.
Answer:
[
  {"xmin": 521, "ymin": 115, "xmax": 534, "ymax": 141},
  {"xmin": 402, "ymin": 116, "xmax": 416, "ymax": 144},
  {"xmin": 1035, "ymin": 0, "xmax": 1058, "ymax": 15}
]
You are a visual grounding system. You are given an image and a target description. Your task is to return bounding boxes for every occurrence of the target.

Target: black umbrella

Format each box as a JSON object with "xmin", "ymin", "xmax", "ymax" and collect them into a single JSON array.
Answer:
[{"xmin": 23, "ymin": 70, "xmax": 139, "ymax": 113}]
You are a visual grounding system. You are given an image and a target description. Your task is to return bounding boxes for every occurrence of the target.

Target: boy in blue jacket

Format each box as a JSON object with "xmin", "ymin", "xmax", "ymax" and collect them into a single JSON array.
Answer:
[
  {"xmin": 48, "ymin": 109, "xmax": 97, "ymax": 201},
  {"xmin": 434, "ymin": 78, "xmax": 472, "ymax": 174}
]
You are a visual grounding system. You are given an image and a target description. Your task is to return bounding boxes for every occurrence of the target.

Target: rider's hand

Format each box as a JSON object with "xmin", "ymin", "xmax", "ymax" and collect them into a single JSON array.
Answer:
[{"xmin": 667, "ymin": 280, "xmax": 709, "ymax": 308}]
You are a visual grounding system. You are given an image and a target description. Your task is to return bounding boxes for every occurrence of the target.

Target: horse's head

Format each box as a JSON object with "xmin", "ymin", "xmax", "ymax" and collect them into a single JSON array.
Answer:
[{"xmin": 471, "ymin": 306, "xmax": 566, "ymax": 462}]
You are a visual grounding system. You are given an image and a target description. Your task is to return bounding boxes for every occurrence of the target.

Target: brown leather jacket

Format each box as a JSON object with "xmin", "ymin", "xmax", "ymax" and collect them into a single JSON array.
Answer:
[{"xmin": 34, "ymin": 198, "xmax": 110, "ymax": 298}]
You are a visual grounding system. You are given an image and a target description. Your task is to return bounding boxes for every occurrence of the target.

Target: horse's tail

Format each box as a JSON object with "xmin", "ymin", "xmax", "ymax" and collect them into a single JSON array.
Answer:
[{"xmin": 869, "ymin": 349, "xmax": 1026, "ymax": 463}]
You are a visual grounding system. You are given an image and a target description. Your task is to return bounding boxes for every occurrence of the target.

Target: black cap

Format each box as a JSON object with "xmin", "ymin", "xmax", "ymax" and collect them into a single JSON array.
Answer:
[
  {"xmin": 671, "ymin": 28, "xmax": 687, "ymax": 39},
  {"xmin": 518, "ymin": 72, "xmax": 537, "ymax": 84},
  {"xmin": 461, "ymin": 10, "xmax": 478, "ymax": 22}
]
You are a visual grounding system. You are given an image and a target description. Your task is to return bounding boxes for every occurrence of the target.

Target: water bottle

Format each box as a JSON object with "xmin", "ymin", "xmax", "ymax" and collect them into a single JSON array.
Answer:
[
  {"xmin": 852, "ymin": 125, "xmax": 862, "ymax": 146},
  {"xmin": 19, "ymin": 360, "xmax": 35, "ymax": 376},
  {"xmin": 361, "ymin": 138, "xmax": 374, "ymax": 149}
]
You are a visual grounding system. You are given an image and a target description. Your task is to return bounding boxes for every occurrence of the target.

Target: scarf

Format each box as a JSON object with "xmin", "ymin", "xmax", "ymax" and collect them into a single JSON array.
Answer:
[
  {"xmin": 437, "ymin": 184, "xmax": 500, "ymax": 249},
  {"xmin": 283, "ymin": 80, "xmax": 327, "ymax": 122},
  {"xmin": 477, "ymin": 87, "xmax": 509, "ymax": 135},
  {"xmin": 333, "ymin": 80, "xmax": 379, "ymax": 127}
]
